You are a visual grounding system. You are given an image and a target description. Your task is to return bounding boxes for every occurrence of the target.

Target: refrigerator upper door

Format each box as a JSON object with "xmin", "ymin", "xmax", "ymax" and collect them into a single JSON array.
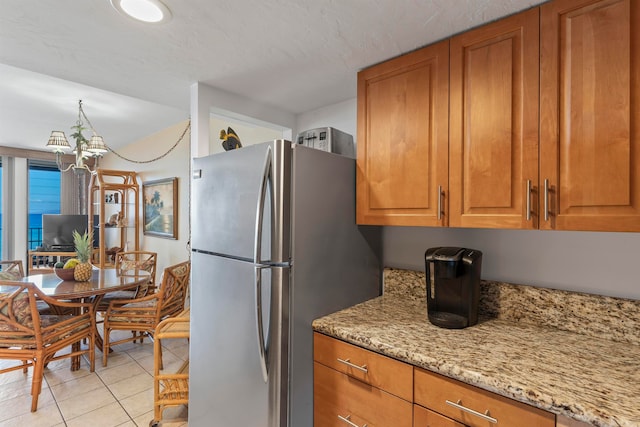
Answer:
[{"xmin": 192, "ymin": 140, "xmax": 291, "ymax": 264}]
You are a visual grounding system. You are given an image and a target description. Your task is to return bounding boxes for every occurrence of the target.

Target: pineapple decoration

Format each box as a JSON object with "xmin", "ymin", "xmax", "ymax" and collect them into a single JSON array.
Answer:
[{"xmin": 72, "ymin": 230, "xmax": 93, "ymax": 282}]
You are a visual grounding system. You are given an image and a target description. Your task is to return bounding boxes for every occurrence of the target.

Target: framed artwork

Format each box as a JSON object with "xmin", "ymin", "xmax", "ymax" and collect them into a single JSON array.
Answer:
[{"xmin": 143, "ymin": 177, "xmax": 178, "ymax": 239}]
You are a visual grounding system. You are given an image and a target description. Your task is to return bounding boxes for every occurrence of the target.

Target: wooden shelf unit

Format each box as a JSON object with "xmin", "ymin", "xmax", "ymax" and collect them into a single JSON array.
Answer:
[{"xmin": 88, "ymin": 169, "xmax": 140, "ymax": 269}]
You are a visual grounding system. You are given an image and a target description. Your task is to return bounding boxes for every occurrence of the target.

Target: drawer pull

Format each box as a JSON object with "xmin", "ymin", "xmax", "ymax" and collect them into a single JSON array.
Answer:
[
  {"xmin": 338, "ymin": 414, "xmax": 367, "ymax": 427},
  {"xmin": 526, "ymin": 179, "xmax": 532, "ymax": 221},
  {"xmin": 446, "ymin": 399, "xmax": 498, "ymax": 424},
  {"xmin": 336, "ymin": 358, "xmax": 368, "ymax": 373},
  {"xmin": 543, "ymin": 178, "xmax": 550, "ymax": 222},
  {"xmin": 437, "ymin": 185, "xmax": 444, "ymax": 221}
]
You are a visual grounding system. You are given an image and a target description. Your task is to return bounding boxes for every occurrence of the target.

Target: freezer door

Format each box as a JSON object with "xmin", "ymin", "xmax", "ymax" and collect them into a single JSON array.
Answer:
[
  {"xmin": 192, "ymin": 140, "xmax": 291, "ymax": 263},
  {"xmin": 189, "ymin": 252, "xmax": 288, "ymax": 427}
]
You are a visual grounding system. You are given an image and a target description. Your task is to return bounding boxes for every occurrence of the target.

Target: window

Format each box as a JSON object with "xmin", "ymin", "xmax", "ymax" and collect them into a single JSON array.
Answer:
[
  {"xmin": 0, "ymin": 149, "xmax": 79, "ymax": 263},
  {"xmin": 28, "ymin": 160, "xmax": 61, "ymax": 250}
]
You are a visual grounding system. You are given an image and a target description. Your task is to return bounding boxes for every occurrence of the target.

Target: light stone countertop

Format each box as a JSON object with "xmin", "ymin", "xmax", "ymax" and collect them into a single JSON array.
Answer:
[{"xmin": 312, "ymin": 269, "xmax": 640, "ymax": 427}]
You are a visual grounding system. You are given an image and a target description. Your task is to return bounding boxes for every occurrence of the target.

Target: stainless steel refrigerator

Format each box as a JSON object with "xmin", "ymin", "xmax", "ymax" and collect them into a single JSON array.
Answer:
[{"xmin": 189, "ymin": 139, "xmax": 381, "ymax": 427}]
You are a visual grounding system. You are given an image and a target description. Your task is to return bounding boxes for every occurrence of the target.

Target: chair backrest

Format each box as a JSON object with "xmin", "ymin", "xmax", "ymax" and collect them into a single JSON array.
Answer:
[
  {"xmin": 0, "ymin": 260, "xmax": 25, "ymax": 280},
  {"xmin": 158, "ymin": 261, "xmax": 190, "ymax": 319},
  {"xmin": 115, "ymin": 251, "xmax": 157, "ymax": 285},
  {"xmin": 0, "ymin": 281, "xmax": 42, "ymax": 349}
]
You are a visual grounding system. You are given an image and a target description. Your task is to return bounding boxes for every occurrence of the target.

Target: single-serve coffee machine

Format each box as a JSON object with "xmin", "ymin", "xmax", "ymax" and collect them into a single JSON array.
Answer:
[{"xmin": 424, "ymin": 247, "xmax": 483, "ymax": 329}]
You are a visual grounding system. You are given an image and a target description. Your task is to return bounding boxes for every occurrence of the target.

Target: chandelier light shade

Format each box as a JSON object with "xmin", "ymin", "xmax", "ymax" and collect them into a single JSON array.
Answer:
[
  {"xmin": 87, "ymin": 135, "xmax": 109, "ymax": 154},
  {"xmin": 46, "ymin": 131, "xmax": 71, "ymax": 152},
  {"xmin": 46, "ymin": 100, "xmax": 108, "ymax": 173}
]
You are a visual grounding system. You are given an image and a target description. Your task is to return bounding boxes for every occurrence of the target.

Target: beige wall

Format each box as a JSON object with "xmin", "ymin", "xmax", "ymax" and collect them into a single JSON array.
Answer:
[{"xmin": 99, "ymin": 120, "xmax": 191, "ymax": 277}]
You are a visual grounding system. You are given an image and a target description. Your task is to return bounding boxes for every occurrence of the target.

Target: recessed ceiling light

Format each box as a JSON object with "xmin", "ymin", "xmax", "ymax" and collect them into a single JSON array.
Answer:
[{"xmin": 110, "ymin": 0, "xmax": 172, "ymax": 24}]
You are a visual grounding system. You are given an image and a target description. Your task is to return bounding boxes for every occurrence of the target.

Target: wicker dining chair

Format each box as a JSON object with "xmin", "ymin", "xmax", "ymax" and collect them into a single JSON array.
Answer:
[
  {"xmin": 0, "ymin": 259, "xmax": 76, "ymax": 316},
  {"xmin": 0, "ymin": 281, "xmax": 96, "ymax": 412},
  {"xmin": 0, "ymin": 260, "xmax": 60, "ymax": 315},
  {"xmin": 0, "ymin": 260, "xmax": 24, "ymax": 279},
  {"xmin": 95, "ymin": 251, "xmax": 158, "ymax": 314},
  {"xmin": 102, "ymin": 260, "xmax": 190, "ymax": 367}
]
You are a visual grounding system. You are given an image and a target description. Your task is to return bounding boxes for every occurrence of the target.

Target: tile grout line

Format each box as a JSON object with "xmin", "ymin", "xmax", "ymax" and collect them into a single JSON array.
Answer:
[
  {"xmin": 104, "ymin": 338, "xmax": 181, "ymax": 426},
  {"xmin": 43, "ymin": 371, "xmax": 69, "ymax": 427},
  {"xmin": 54, "ymin": 353, "xmax": 128, "ymax": 426},
  {"xmin": 54, "ymin": 346, "xmax": 148, "ymax": 426},
  {"xmin": 91, "ymin": 351, "xmax": 145, "ymax": 426}
]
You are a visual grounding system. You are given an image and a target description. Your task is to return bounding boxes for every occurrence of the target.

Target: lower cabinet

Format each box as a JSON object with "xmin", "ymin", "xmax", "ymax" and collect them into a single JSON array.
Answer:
[
  {"xmin": 414, "ymin": 368, "xmax": 555, "ymax": 427},
  {"xmin": 314, "ymin": 332, "xmax": 413, "ymax": 427},
  {"xmin": 314, "ymin": 362, "xmax": 413, "ymax": 427},
  {"xmin": 315, "ymin": 332, "xmax": 560, "ymax": 427}
]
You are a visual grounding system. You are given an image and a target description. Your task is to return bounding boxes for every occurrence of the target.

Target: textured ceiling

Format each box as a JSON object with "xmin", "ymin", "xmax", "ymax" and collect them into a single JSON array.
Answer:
[{"xmin": 0, "ymin": 0, "xmax": 544, "ymax": 151}]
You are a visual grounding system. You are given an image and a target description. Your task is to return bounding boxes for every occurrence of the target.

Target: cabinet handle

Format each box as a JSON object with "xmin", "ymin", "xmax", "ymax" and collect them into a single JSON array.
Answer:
[
  {"xmin": 525, "ymin": 180, "xmax": 532, "ymax": 221},
  {"xmin": 445, "ymin": 399, "xmax": 498, "ymax": 424},
  {"xmin": 543, "ymin": 178, "xmax": 549, "ymax": 222},
  {"xmin": 437, "ymin": 185, "xmax": 443, "ymax": 221},
  {"xmin": 336, "ymin": 358, "xmax": 368, "ymax": 373},
  {"xmin": 338, "ymin": 414, "xmax": 367, "ymax": 427}
]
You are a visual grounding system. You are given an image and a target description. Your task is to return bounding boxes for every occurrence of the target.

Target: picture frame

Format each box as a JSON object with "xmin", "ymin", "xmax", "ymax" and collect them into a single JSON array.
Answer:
[{"xmin": 143, "ymin": 177, "xmax": 178, "ymax": 239}]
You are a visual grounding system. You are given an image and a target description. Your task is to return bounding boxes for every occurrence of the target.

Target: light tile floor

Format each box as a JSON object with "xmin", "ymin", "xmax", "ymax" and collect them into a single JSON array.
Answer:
[{"xmin": 0, "ymin": 329, "xmax": 189, "ymax": 427}]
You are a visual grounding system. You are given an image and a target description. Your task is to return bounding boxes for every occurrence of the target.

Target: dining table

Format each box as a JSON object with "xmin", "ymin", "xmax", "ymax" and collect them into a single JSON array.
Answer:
[{"xmin": 24, "ymin": 267, "xmax": 151, "ymax": 369}]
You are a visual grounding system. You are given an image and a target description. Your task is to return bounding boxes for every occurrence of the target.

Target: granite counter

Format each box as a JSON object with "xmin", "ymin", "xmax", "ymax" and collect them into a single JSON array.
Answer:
[{"xmin": 312, "ymin": 268, "xmax": 640, "ymax": 427}]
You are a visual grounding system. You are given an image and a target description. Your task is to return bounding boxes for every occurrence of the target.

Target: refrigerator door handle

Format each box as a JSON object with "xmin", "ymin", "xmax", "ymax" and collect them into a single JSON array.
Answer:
[
  {"xmin": 253, "ymin": 146, "xmax": 272, "ymax": 382},
  {"xmin": 255, "ymin": 265, "xmax": 269, "ymax": 382},
  {"xmin": 254, "ymin": 145, "xmax": 272, "ymax": 265}
]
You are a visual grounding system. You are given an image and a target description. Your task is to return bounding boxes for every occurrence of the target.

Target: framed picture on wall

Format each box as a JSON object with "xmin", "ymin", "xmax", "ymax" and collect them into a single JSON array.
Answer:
[{"xmin": 143, "ymin": 177, "xmax": 178, "ymax": 239}]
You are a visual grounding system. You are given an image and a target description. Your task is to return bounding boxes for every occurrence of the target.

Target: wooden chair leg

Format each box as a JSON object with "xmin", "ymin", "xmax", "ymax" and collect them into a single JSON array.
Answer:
[
  {"xmin": 88, "ymin": 333, "xmax": 96, "ymax": 372},
  {"xmin": 71, "ymin": 341, "xmax": 80, "ymax": 371},
  {"xmin": 103, "ymin": 327, "xmax": 111, "ymax": 367},
  {"xmin": 158, "ymin": 344, "xmax": 163, "ymax": 371},
  {"xmin": 30, "ymin": 358, "xmax": 45, "ymax": 412}
]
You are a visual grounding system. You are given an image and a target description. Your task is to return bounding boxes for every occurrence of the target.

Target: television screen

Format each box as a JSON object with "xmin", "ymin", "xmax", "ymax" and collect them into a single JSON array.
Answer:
[{"xmin": 42, "ymin": 214, "xmax": 99, "ymax": 251}]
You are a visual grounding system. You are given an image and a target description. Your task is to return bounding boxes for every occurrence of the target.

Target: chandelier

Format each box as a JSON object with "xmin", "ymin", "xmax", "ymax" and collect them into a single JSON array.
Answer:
[{"xmin": 46, "ymin": 99, "xmax": 108, "ymax": 173}]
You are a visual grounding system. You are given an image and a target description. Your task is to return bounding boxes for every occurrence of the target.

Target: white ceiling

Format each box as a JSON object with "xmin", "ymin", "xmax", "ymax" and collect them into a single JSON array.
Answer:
[{"xmin": 0, "ymin": 0, "xmax": 544, "ymax": 152}]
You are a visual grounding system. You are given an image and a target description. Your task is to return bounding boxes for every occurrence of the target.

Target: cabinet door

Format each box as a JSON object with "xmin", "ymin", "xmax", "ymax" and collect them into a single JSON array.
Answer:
[
  {"xmin": 449, "ymin": 8, "xmax": 539, "ymax": 229},
  {"xmin": 540, "ymin": 0, "xmax": 640, "ymax": 231},
  {"xmin": 357, "ymin": 40, "xmax": 449, "ymax": 226}
]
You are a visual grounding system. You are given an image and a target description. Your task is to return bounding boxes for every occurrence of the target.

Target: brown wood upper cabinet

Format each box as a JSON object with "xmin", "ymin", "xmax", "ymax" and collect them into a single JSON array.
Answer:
[
  {"xmin": 449, "ymin": 8, "xmax": 539, "ymax": 229},
  {"xmin": 540, "ymin": 0, "xmax": 640, "ymax": 231},
  {"xmin": 356, "ymin": 40, "xmax": 449, "ymax": 226},
  {"xmin": 357, "ymin": 0, "xmax": 640, "ymax": 232}
]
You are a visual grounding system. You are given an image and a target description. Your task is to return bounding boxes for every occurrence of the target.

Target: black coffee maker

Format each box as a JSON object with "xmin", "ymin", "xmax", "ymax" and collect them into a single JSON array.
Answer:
[{"xmin": 424, "ymin": 247, "xmax": 483, "ymax": 329}]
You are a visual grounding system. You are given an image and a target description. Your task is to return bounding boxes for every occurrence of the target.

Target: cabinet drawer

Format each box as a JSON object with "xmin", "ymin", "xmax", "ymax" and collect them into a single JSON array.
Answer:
[
  {"xmin": 314, "ymin": 361, "xmax": 412, "ymax": 427},
  {"xmin": 414, "ymin": 404, "xmax": 465, "ymax": 427},
  {"xmin": 314, "ymin": 332, "xmax": 413, "ymax": 401},
  {"xmin": 414, "ymin": 368, "xmax": 555, "ymax": 427}
]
